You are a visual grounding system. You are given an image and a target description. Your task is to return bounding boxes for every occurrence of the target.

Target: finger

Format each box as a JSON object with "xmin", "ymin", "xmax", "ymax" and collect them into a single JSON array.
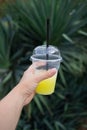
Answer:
[
  {"xmin": 35, "ymin": 68, "xmax": 57, "ymax": 83},
  {"xmin": 28, "ymin": 61, "xmax": 46, "ymax": 73}
]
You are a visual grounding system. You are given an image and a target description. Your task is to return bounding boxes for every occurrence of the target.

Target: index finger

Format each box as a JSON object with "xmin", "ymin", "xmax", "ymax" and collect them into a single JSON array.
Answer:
[
  {"xmin": 35, "ymin": 68, "xmax": 57, "ymax": 83},
  {"xmin": 27, "ymin": 61, "xmax": 46, "ymax": 73}
]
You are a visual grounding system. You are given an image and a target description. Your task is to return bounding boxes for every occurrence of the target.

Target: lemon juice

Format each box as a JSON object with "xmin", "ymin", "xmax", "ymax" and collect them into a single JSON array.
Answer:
[{"xmin": 36, "ymin": 72, "xmax": 57, "ymax": 95}]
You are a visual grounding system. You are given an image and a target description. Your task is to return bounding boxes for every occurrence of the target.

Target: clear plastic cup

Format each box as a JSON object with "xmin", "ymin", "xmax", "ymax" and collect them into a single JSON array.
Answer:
[{"xmin": 30, "ymin": 45, "xmax": 62, "ymax": 95}]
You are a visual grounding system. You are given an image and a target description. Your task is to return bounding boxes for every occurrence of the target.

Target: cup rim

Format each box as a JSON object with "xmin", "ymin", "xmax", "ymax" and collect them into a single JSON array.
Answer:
[{"xmin": 30, "ymin": 54, "xmax": 62, "ymax": 62}]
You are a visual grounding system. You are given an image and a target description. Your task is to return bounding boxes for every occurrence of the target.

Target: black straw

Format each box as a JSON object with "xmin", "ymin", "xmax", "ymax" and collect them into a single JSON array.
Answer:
[
  {"xmin": 46, "ymin": 18, "xmax": 50, "ymax": 70},
  {"xmin": 47, "ymin": 18, "xmax": 50, "ymax": 48}
]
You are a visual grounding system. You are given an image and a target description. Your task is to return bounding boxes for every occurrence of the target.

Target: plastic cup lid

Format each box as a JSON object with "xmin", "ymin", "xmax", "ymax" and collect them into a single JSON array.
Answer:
[{"xmin": 33, "ymin": 45, "xmax": 61, "ymax": 56}]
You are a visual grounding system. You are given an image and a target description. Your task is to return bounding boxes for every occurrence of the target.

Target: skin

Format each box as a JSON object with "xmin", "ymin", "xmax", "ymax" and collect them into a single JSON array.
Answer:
[{"xmin": 0, "ymin": 62, "xmax": 57, "ymax": 130}]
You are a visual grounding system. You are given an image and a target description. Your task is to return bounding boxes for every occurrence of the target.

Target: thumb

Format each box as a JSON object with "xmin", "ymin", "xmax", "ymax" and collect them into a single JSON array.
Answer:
[{"xmin": 35, "ymin": 68, "xmax": 57, "ymax": 83}]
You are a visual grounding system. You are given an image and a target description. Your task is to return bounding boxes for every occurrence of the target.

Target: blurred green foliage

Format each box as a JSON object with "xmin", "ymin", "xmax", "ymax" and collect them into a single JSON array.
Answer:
[{"xmin": 0, "ymin": 0, "xmax": 87, "ymax": 130}]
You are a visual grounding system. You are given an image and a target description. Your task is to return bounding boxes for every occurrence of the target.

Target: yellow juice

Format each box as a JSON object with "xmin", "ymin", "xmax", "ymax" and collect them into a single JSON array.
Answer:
[{"xmin": 36, "ymin": 73, "xmax": 57, "ymax": 95}]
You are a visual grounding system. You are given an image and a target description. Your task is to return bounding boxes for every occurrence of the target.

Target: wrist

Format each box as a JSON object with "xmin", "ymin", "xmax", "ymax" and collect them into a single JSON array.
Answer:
[
  {"xmin": 15, "ymin": 82, "xmax": 35, "ymax": 106},
  {"xmin": 13, "ymin": 84, "xmax": 27, "ymax": 107}
]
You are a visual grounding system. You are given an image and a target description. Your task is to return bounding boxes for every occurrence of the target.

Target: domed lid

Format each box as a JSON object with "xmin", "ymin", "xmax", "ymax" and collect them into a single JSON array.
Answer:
[{"xmin": 33, "ymin": 45, "xmax": 61, "ymax": 56}]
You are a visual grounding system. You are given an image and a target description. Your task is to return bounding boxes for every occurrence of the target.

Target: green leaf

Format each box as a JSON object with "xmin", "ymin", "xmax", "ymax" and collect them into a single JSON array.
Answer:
[
  {"xmin": 78, "ymin": 30, "xmax": 87, "ymax": 36},
  {"xmin": 2, "ymin": 72, "xmax": 12, "ymax": 85},
  {"xmin": 62, "ymin": 34, "xmax": 74, "ymax": 44},
  {"xmin": 59, "ymin": 67, "xmax": 67, "ymax": 86},
  {"xmin": 54, "ymin": 121, "xmax": 66, "ymax": 130},
  {"xmin": 34, "ymin": 95, "xmax": 44, "ymax": 115},
  {"xmin": 44, "ymin": 119, "xmax": 54, "ymax": 130},
  {"xmin": 38, "ymin": 95, "xmax": 53, "ymax": 115}
]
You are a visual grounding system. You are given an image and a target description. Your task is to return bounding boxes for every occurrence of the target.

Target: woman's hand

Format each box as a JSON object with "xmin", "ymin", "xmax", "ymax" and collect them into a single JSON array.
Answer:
[{"xmin": 17, "ymin": 62, "xmax": 57, "ymax": 106}]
